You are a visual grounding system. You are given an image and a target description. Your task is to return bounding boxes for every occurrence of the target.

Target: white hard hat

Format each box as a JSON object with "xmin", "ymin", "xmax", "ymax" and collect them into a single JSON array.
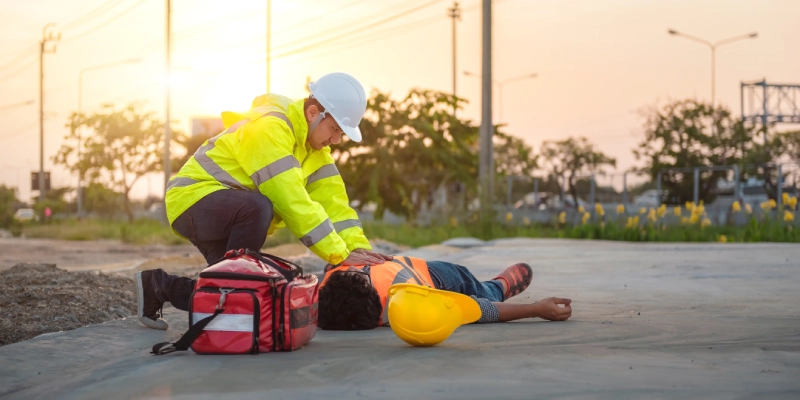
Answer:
[{"xmin": 308, "ymin": 72, "xmax": 367, "ymax": 142}]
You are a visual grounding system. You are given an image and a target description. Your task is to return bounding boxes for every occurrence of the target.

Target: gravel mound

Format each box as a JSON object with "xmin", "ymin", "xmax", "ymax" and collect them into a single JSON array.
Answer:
[{"xmin": 0, "ymin": 263, "xmax": 136, "ymax": 346}]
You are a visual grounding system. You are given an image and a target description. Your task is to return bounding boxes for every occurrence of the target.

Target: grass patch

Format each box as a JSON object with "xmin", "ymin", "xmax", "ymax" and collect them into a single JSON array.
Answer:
[
  {"xmin": 17, "ymin": 212, "xmax": 798, "ymax": 250},
  {"xmin": 21, "ymin": 218, "xmax": 187, "ymax": 245}
]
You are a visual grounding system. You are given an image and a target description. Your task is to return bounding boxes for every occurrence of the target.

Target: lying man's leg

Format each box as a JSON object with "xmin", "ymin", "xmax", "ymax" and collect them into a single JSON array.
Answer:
[
  {"xmin": 426, "ymin": 261, "xmax": 532, "ymax": 302},
  {"xmin": 135, "ymin": 269, "xmax": 196, "ymax": 330},
  {"xmin": 426, "ymin": 261, "xmax": 571, "ymax": 323}
]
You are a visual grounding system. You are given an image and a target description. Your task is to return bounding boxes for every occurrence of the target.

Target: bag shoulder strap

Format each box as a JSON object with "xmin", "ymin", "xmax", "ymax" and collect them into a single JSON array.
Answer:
[{"xmin": 151, "ymin": 309, "xmax": 223, "ymax": 355}]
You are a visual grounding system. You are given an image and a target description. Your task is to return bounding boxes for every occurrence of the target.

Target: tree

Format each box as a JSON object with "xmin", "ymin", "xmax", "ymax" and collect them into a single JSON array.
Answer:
[
  {"xmin": 782, "ymin": 131, "xmax": 800, "ymax": 164},
  {"xmin": 54, "ymin": 104, "xmax": 164, "ymax": 222},
  {"xmin": 82, "ymin": 182, "xmax": 122, "ymax": 218},
  {"xmin": 334, "ymin": 89, "xmax": 480, "ymax": 221},
  {"xmin": 172, "ymin": 125, "xmax": 214, "ymax": 172},
  {"xmin": 540, "ymin": 136, "xmax": 616, "ymax": 203},
  {"xmin": 0, "ymin": 185, "xmax": 21, "ymax": 228},
  {"xmin": 633, "ymin": 99, "xmax": 761, "ymax": 204}
]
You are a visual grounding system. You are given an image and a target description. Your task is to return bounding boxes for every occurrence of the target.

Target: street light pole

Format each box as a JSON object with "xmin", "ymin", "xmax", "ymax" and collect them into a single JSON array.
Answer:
[
  {"xmin": 164, "ymin": 0, "xmax": 172, "ymax": 193},
  {"xmin": 479, "ymin": 0, "xmax": 492, "ymax": 219},
  {"xmin": 448, "ymin": 1, "xmax": 461, "ymax": 115},
  {"xmin": 266, "ymin": 0, "xmax": 271, "ymax": 93},
  {"xmin": 77, "ymin": 58, "xmax": 141, "ymax": 217},
  {"xmin": 668, "ymin": 29, "xmax": 758, "ymax": 106}
]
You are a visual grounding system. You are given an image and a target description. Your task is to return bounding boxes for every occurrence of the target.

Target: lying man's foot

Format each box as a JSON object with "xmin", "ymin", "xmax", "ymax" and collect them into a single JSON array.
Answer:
[
  {"xmin": 136, "ymin": 270, "xmax": 169, "ymax": 330},
  {"xmin": 494, "ymin": 263, "xmax": 533, "ymax": 300}
]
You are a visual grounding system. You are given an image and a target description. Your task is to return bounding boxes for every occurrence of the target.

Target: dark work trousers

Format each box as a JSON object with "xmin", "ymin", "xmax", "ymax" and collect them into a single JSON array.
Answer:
[
  {"xmin": 157, "ymin": 189, "xmax": 274, "ymax": 311},
  {"xmin": 172, "ymin": 188, "xmax": 274, "ymax": 264}
]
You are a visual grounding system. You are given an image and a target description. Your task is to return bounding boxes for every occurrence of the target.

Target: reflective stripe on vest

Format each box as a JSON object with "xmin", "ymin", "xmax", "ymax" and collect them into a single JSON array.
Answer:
[
  {"xmin": 333, "ymin": 219, "xmax": 361, "ymax": 232},
  {"xmin": 300, "ymin": 218, "xmax": 335, "ymax": 248},
  {"xmin": 189, "ymin": 111, "xmax": 296, "ymax": 191},
  {"xmin": 194, "ymin": 129, "xmax": 249, "ymax": 190},
  {"xmin": 166, "ymin": 177, "xmax": 199, "ymax": 191},
  {"xmin": 306, "ymin": 163, "xmax": 339, "ymax": 186},
  {"xmin": 250, "ymin": 155, "xmax": 300, "ymax": 187}
]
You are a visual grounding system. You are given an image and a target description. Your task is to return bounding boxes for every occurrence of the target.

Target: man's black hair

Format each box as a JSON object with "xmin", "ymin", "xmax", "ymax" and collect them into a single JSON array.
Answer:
[{"xmin": 318, "ymin": 272, "xmax": 381, "ymax": 330}]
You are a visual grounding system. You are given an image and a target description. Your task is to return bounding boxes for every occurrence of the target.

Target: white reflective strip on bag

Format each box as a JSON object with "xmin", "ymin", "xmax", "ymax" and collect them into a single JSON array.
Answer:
[{"xmin": 192, "ymin": 313, "xmax": 254, "ymax": 332}]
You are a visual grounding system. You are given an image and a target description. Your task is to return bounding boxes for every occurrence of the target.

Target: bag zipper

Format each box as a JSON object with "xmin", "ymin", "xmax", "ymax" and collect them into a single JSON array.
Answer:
[{"xmin": 278, "ymin": 282, "xmax": 288, "ymax": 350}]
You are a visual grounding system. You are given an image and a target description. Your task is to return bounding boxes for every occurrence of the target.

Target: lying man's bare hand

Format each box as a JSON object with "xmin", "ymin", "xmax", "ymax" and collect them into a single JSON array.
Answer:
[{"xmin": 532, "ymin": 297, "xmax": 572, "ymax": 321}]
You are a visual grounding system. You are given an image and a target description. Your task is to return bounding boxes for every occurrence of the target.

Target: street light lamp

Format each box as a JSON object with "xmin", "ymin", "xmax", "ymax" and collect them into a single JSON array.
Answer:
[
  {"xmin": 77, "ymin": 57, "xmax": 142, "ymax": 217},
  {"xmin": 464, "ymin": 71, "xmax": 538, "ymax": 123},
  {"xmin": 668, "ymin": 29, "xmax": 758, "ymax": 106}
]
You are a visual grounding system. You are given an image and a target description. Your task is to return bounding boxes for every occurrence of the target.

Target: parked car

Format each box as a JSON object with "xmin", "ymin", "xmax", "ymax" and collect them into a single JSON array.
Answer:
[
  {"xmin": 545, "ymin": 194, "xmax": 588, "ymax": 210},
  {"xmin": 515, "ymin": 192, "xmax": 588, "ymax": 210},
  {"xmin": 514, "ymin": 192, "xmax": 550, "ymax": 210},
  {"xmin": 14, "ymin": 208, "xmax": 36, "ymax": 222},
  {"xmin": 633, "ymin": 190, "xmax": 666, "ymax": 207}
]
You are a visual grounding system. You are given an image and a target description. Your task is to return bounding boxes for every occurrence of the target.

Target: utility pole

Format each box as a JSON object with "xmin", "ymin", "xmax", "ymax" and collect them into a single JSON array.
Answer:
[
  {"xmin": 479, "ymin": 0, "xmax": 493, "ymax": 218},
  {"xmin": 266, "ymin": 0, "xmax": 271, "ymax": 93},
  {"xmin": 448, "ymin": 1, "xmax": 461, "ymax": 115},
  {"xmin": 39, "ymin": 23, "xmax": 59, "ymax": 202},
  {"xmin": 163, "ymin": 0, "xmax": 172, "ymax": 192}
]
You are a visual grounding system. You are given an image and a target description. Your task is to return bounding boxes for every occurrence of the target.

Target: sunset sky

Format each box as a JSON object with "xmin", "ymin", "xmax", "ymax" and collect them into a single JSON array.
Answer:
[{"xmin": 0, "ymin": 0, "xmax": 798, "ymax": 201}]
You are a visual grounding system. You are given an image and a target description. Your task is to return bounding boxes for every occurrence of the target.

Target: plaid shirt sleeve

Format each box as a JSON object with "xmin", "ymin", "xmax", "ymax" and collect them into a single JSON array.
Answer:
[{"xmin": 470, "ymin": 295, "xmax": 500, "ymax": 323}]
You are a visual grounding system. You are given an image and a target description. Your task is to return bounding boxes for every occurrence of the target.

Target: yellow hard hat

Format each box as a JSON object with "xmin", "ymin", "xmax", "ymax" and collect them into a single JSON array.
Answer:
[{"xmin": 387, "ymin": 283, "xmax": 481, "ymax": 347}]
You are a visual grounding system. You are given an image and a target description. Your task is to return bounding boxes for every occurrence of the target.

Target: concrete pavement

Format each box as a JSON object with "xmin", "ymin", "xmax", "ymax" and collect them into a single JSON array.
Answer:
[{"xmin": 1, "ymin": 239, "xmax": 799, "ymax": 399}]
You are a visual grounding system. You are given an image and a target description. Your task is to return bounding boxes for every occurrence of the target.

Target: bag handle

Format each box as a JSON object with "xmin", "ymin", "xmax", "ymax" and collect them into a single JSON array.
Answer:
[
  {"xmin": 207, "ymin": 249, "xmax": 303, "ymax": 282},
  {"xmin": 243, "ymin": 249, "xmax": 303, "ymax": 281}
]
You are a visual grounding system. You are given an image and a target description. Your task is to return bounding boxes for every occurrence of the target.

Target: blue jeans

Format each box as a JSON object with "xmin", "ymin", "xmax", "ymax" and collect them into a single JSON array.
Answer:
[{"xmin": 427, "ymin": 261, "xmax": 505, "ymax": 302}]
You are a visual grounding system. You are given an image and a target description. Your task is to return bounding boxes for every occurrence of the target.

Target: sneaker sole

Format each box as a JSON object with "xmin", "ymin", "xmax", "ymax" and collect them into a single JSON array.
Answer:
[{"xmin": 136, "ymin": 271, "xmax": 169, "ymax": 330}]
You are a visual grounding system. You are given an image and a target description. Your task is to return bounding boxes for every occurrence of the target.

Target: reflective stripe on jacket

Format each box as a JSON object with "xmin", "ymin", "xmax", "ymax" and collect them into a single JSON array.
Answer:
[
  {"xmin": 319, "ymin": 256, "xmax": 435, "ymax": 326},
  {"xmin": 165, "ymin": 94, "xmax": 370, "ymax": 265}
]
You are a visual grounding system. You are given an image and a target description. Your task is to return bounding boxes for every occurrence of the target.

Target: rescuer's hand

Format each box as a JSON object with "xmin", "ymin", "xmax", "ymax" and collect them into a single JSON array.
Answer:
[
  {"xmin": 340, "ymin": 251, "xmax": 384, "ymax": 266},
  {"xmin": 353, "ymin": 248, "xmax": 393, "ymax": 261}
]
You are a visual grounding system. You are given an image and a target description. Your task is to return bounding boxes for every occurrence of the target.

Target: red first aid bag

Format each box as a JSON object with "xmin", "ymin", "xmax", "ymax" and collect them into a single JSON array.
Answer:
[{"xmin": 151, "ymin": 249, "xmax": 318, "ymax": 355}]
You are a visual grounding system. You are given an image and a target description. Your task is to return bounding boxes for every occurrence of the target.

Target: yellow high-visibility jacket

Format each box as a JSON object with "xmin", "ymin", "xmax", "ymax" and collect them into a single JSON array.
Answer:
[{"xmin": 165, "ymin": 94, "xmax": 371, "ymax": 265}]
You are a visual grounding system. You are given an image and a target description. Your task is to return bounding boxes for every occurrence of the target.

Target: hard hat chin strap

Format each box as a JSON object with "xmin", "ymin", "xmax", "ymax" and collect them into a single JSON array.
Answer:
[{"xmin": 308, "ymin": 111, "xmax": 327, "ymax": 136}]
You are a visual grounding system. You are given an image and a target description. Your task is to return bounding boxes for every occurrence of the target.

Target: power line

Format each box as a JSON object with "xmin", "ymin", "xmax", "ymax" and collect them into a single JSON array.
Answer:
[
  {"xmin": 278, "ymin": 0, "xmax": 372, "ymax": 34},
  {"xmin": 208, "ymin": 11, "xmax": 445, "ymax": 74},
  {"xmin": 61, "ymin": 0, "xmax": 149, "ymax": 44},
  {"xmin": 270, "ymin": 0, "xmax": 443, "ymax": 54},
  {"xmin": 0, "ymin": 44, "xmax": 38, "ymax": 73},
  {"xmin": 174, "ymin": 8, "xmax": 266, "ymax": 39},
  {"xmin": 60, "ymin": 0, "xmax": 130, "ymax": 32},
  {"xmin": 275, "ymin": 14, "xmax": 446, "ymax": 61},
  {"xmin": 274, "ymin": 0, "xmax": 495, "ymax": 62},
  {"xmin": 0, "ymin": 59, "xmax": 37, "ymax": 84},
  {"xmin": 0, "ymin": 100, "xmax": 35, "ymax": 111}
]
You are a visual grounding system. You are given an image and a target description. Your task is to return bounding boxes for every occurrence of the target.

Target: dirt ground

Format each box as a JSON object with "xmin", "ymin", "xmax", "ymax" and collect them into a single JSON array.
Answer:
[
  {"xmin": 0, "ymin": 238, "xmax": 406, "ymax": 347},
  {"xmin": 0, "ymin": 263, "xmax": 138, "ymax": 346}
]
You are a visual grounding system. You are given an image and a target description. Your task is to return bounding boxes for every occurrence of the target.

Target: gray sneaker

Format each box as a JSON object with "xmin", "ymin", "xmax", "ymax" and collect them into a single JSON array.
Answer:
[{"xmin": 135, "ymin": 270, "xmax": 169, "ymax": 330}]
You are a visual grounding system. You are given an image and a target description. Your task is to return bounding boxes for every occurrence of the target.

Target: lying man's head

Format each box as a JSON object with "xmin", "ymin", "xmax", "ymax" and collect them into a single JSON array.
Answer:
[{"xmin": 318, "ymin": 271, "xmax": 382, "ymax": 330}]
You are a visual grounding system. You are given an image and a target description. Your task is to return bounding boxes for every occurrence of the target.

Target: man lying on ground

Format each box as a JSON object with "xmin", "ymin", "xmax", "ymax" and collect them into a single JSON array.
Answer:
[
  {"xmin": 318, "ymin": 256, "xmax": 572, "ymax": 330},
  {"xmin": 135, "ymin": 256, "xmax": 571, "ymax": 330}
]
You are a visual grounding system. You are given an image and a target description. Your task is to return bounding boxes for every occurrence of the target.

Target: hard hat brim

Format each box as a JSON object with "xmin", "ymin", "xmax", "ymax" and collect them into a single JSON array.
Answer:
[
  {"xmin": 389, "ymin": 283, "xmax": 482, "ymax": 325},
  {"xmin": 441, "ymin": 291, "xmax": 482, "ymax": 324},
  {"xmin": 338, "ymin": 120, "xmax": 362, "ymax": 143}
]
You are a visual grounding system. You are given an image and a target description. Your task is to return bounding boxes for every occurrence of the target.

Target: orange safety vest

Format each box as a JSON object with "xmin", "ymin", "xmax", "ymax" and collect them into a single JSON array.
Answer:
[{"xmin": 319, "ymin": 256, "xmax": 435, "ymax": 326}]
